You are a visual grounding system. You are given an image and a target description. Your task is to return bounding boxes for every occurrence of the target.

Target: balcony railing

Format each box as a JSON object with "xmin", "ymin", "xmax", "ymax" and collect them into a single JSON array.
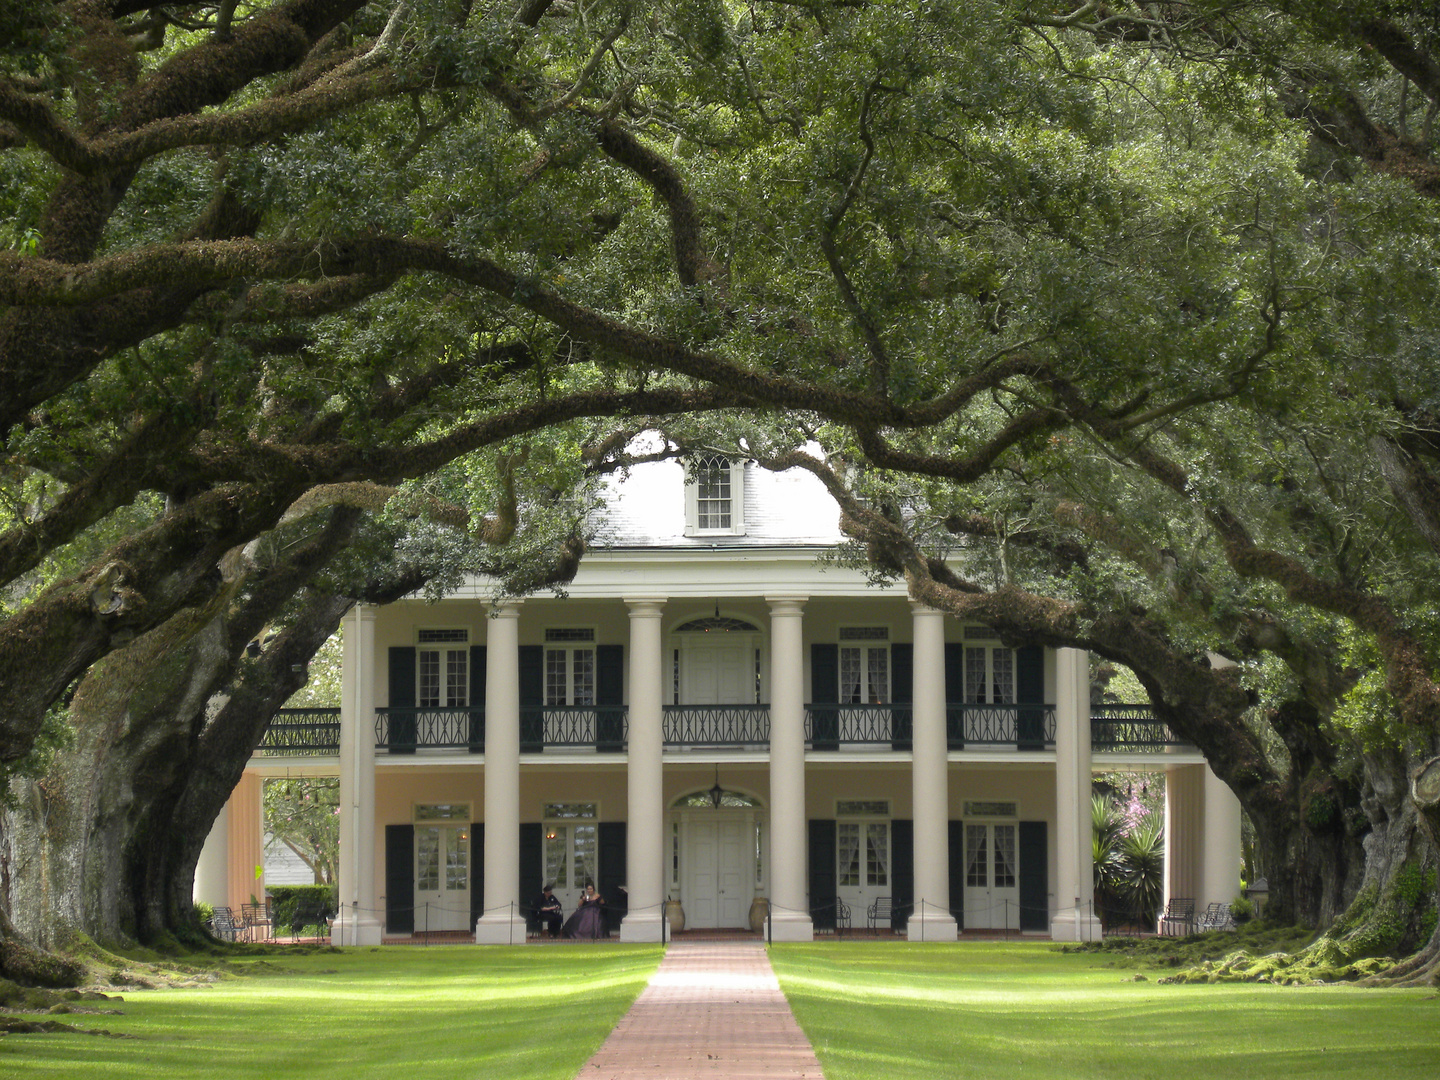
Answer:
[
  {"xmin": 375, "ymin": 707, "xmax": 485, "ymax": 752},
  {"xmin": 279, "ymin": 702, "xmax": 1177, "ymax": 755},
  {"xmin": 256, "ymin": 708, "xmax": 341, "ymax": 755},
  {"xmin": 1091, "ymin": 705, "xmax": 1188, "ymax": 751},
  {"xmin": 663, "ymin": 705, "xmax": 770, "ymax": 747}
]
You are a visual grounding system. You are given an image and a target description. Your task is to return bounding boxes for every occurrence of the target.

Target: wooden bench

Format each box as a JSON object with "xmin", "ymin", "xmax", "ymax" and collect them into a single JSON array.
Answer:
[{"xmin": 1158, "ymin": 897, "xmax": 1195, "ymax": 936}]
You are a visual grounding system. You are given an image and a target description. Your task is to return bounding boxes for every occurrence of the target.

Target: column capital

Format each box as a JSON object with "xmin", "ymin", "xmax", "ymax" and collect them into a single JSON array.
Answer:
[
  {"xmin": 766, "ymin": 596, "xmax": 807, "ymax": 616},
  {"xmin": 908, "ymin": 601, "xmax": 946, "ymax": 619},
  {"xmin": 624, "ymin": 597, "xmax": 667, "ymax": 616},
  {"xmin": 487, "ymin": 599, "xmax": 522, "ymax": 620}
]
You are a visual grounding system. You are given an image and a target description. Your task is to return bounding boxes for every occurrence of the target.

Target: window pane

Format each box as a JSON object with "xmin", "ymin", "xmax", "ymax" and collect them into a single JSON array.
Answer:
[
  {"xmin": 992, "ymin": 648, "xmax": 1014, "ymax": 705},
  {"xmin": 840, "ymin": 647, "xmax": 863, "ymax": 703},
  {"xmin": 867, "ymin": 647, "xmax": 889, "ymax": 703},
  {"xmin": 837, "ymin": 823, "xmax": 861, "ymax": 887},
  {"xmin": 866, "ymin": 823, "xmax": 889, "ymax": 887},
  {"xmin": 573, "ymin": 648, "xmax": 595, "ymax": 706},
  {"xmin": 447, "ymin": 649, "xmax": 467, "ymax": 707},
  {"xmin": 418, "ymin": 827, "xmax": 440, "ymax": 891},
  {"xmin": 696, "ymin": 457, "xmax": 731, "ymax": 529},
  {"xmin": 419, "ymin": 650, "xmax": 440, "ymax": 708},
  {"xmin": 993, "ymin": 825, "xmax": 1016, "ymax": 888},
  {"xmin": 573, "ymin": 824, "xmax": 597, "ymax": 888},
  {"xmin": 965, "ymin": 648, "xmax": 987, "ymax": 704},
  {"xmin": 966, "ymin": 824, "xmax": 988, "ymax": 887},
  {"xmin": 446, "ymin": 828, "xmax": 468, "ymax": 891},
  {"xmin": 545, "ymin": 825, "xmax": 568, "ymax": 888}
]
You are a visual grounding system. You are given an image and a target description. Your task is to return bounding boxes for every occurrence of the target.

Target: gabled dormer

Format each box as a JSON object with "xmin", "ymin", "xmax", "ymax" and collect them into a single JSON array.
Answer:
[{"xmin": 684, "ymin": 454, "xmax": 747, "ymax": 537}]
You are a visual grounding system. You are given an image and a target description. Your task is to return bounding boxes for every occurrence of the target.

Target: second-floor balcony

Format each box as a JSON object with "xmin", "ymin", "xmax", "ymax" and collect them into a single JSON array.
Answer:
[{"xmin": 258, "ymin": 703, "xmax": 1189, "ymax": 756}]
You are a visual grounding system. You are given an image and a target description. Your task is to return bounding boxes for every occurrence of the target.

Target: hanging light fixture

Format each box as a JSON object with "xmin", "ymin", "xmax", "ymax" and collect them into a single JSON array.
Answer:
[{"xmin": 709, "ymin": 765, "xmax": 724, "ymax": 808}]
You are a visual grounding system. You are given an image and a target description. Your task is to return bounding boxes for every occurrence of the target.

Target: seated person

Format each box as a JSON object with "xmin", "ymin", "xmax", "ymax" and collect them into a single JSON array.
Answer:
[
  {"xmin": 534, "ymin": 884, "xmax": 563, "ymax": 938},
  {"xmin": 562, "ymin": 882, "xmax": 606, "ymax": 939}
]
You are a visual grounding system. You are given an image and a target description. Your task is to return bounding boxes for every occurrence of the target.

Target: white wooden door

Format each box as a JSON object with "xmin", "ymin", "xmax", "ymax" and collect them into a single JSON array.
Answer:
[
  {"xmin": 683, "ymin": 815, "xmax": 751, "ymax": 928},
  {"xmin": 963, "ymin": 822, "xmax": 1019, "ymax": 930},
  {"xmin": 414, "ymin": 824, "xmax": 470, "ymax": 932},
  {"xmin": 681, "ymin": 640, "xmax": 752, "ymax": 704}
]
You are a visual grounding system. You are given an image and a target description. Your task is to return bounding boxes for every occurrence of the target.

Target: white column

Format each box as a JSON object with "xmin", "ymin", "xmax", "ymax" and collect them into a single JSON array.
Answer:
[
  {"xmin": 767, "ymin": 596, "xmax": 813, "ymax": 941},
  {"xmin": 1050, "ymin": 647, "xmax": 1103, "ymax": 941},
  {"xmin": 1164, "ymin": 764, "xmax": 1204, "ymax": 914},
  {"xmin": 194, "ymin": 797, "xmax": 230, "ymax": 909},
  {"xmin": 1201, "ymin": 765, "xmax": 1242, "ymax": 911},
  {"xmin": 476, "ymin": 602, "xmax": 527, "ymax": 943},
  {"xmin": 334, "ymin": 604, "xmax": 382, "ymax": 945},
  {"xmin": 621, "ymin": 598, "xmax": 666, "ymax": 942},
  {"xmin": 908, "ymin": 603, "xmax": 957, "ymax": 940}
]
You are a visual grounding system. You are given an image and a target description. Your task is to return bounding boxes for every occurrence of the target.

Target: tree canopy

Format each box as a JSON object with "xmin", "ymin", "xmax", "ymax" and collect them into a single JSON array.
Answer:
[{"xmin": 3, "ymin": 0, "xmax": 1440, "ymax": 980}]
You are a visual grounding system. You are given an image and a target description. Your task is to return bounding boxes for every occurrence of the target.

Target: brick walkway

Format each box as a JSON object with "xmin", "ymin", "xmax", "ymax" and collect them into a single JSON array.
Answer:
[{"xmin": 577, "ymin": 941, "xmax": 825, "ymax": 1079}]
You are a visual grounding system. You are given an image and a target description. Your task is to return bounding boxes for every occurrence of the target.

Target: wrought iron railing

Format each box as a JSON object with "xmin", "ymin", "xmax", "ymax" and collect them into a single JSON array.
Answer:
[
  {"xmin": 946, "ymin": 704, "xmax": 1056, "ymax": 749},
  {"xmin": 521, "ymin": 706, "xmax": 628, "ymax": 752},
  {"xmin": 374, "ymin": 707, "xmax": 485, "ymax": 753},
  {"xmin": 1091, "ymin": 706, "xmax": 1188, "ymax": 750},
  {"xmin": 256, "ymin": 708, "xmax": 341, "ymax": 754},
  {"xmin": 805, "ymin": 704, "xmax": 913, "ymax": 748},
  {"xmin": 663, "ymin": 705, "xmax": 771, "ymax": 746}
]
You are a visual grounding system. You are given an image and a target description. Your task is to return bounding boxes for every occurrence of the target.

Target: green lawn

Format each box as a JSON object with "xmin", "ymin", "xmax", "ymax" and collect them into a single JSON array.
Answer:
[
  {"xmin": 0, "ymin": 945, "xmax": 662, "ymax": 1080},
  {"xmin": 769, "ymin": 942, "xmax": 1440, "ymax": 1080}
]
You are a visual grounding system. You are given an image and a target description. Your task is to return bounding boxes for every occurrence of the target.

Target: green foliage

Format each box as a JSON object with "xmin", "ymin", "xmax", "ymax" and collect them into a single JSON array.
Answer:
[{"xmin": 262, "ymin": 779, "xmax": 339, "ymax": 885}]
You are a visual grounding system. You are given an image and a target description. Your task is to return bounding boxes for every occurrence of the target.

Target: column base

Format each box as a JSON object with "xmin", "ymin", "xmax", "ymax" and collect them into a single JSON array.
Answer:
[
  {"xmin": 620, "ymin": 910, "xmax": 666, "ymax": 943},
  {"xmin": 766, "ymin": 911, "xmax": 814, "ymax": 942},
  {"xmin": 906, "ymin": 910, "xmax": 958, "ymax": 942},
  {"xmin": 1049, "ymin": 909, "xmax": 1105, "ymax": 943},
  {"xmin": 474, "ymin": 913, "xmax": 530, "ymax": 945},
  {"xmin": 329, "ymin": 913, "xmax": 383, "ymax": 947}
]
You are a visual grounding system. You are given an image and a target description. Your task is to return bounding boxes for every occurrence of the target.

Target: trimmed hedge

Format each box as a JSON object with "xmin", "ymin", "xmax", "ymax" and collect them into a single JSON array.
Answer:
[{"xmin": 268, "ymin": 884, "xmax": 337, "ymax": 935}]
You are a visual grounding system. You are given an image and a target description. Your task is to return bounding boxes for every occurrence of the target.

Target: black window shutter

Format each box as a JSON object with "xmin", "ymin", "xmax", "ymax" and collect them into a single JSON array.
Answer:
[
  {"xmin": 810, "ymin": 644, "xmax": 839, "ymax": 751},
  {"xmin": 519, "ymin": 644, "xmax": 543, "ymax": 752},
  {"xmin": 596, "ymin": 644, "xmax": 625, "ymax": 752},
  {"xmin": 385, "ymin": 824, "xmax": 414, "ymax": 935},
  {"xmin": 945, "ymin": 643, "xmax": 965, "ymax": 749},
  {"xmin": 1016, "ymin": 645, "xmax": 1045, "ymax": 750},
  {"xmin": 598, "ymin": 821, "xmax": 628, "ymax": 934},
  {"xmin": 890, "ymin": 642, "xmax": 913, "ymax": 751},
  {"xmin": 470, "ymin": 823, "xmax": 485, "ymax": 932},
  {"xmin": 468, "ymin": 645, "xmax": 486, "ymax": 753},
  {"xmin": 890, "ymin": 819, "xmax": 914, "ymax": 930},
  {"xmin": 1018, "ymin": 820, "xmax": 1048, "ymax": 931},
  {"xmin": 948, "ymin": 820, "xmax": 966, "ymax": 928},
  {"xmin": 519, "ymin": 822, "xmax": 541, "ymax": 932},
  {"xmin": 387, "ymin": 647, "xmax": 416, "ymax": 754},
  {"xmin": 808, "ymin": 819, "xmax": 837, "ymax": 930}
]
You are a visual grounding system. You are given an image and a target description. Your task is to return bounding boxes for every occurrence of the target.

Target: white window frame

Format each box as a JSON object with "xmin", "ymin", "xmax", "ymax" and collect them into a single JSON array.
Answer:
[
  {"xmin": 417, "ymin": 628, "xmax": 469, "ymax": 708},
  {"xmin": 543, "ymin": 628, "xmax": 597, "ymax": 707},
  {"xmin": 839, "ymin": 627, "xmax": 890, "ymax": 705},
  {"xmin": 684, "ymin": 455, "xmax": 746, "ymax": 536},
  {"xmin": 964, "ymin": 645, "xmax": 1014, "ymax": 705}
]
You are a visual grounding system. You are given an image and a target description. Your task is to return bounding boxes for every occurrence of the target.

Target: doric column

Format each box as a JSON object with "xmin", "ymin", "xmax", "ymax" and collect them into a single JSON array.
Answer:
[
  {"xmin": 1201, "ymin": 764, "xmax": 1243, "ymax": 911},
  {"xmin": 334, "ymin": 604, "xmax": 382, "ymax": 944},
  {"xmin": 908, "ymin": 603, "xmax": 957, "ymax": 940},
  {"xmin": 621, "ymin": 598, "xmax": 666, "ymax": 942},
  {"xmin": 476, "ymin": 602, "xmax": 527, "ymax": 943},
  {"xmin": 1049, "ymin": 647, "xmax": 1103, "ymax": 941},
  {"xmin": 194, "ymin": 792, "xmax": 230, "ymax": 910},
  {"xmin": 766, "ymin": 596, "xmax": 813, "ymax": 941},
  {"xmin": 1164, "ymin": 764, "xmax": 1204, "ymax": 913}
]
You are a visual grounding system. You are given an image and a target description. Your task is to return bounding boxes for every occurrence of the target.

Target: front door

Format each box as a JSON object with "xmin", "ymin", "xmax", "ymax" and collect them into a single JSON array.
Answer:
[
  {"xmin": 414, "ymin": 823, "xmax": 470, "ymax": 932},
  {"xmin": 683, "ymin": 814, "xmax": 751, "ymax": 928},
  {"xmin": 837, "ymin": 819, "xmax": 891, "ymax": 920},
  {"xmin": 963, "ymin": 822, "xmax": 1019, "ymax": 929}
]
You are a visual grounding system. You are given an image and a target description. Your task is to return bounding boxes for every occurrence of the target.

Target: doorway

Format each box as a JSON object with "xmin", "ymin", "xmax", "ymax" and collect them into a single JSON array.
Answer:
[
  {"xmin": 414, "ymin": 822, "xmax": 470, "ymax": 933},
  {"xmin": 963, "ymin": 821, "xmax": 1019, "ymax": 930}
]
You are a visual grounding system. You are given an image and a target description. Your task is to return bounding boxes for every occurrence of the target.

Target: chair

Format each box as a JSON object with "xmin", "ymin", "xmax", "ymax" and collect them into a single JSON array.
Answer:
[
  {"xmin": 209, "ymin": 906, "xmax": 243, "ymax": 942},
  {"xmin": 835, "ymin": 899, "xmax": 852, "ymax": 938},
  {"xmin": 1158, "ymin": 897, "xmax": 1195, "ymax": 936},
  {"xmin": 1196, "ymin": 902, "xmax": 1236, "ymax": 932},
  {"xmin": 867, "ymin": 896, "xmax": 895, "ymax": 932},
  {"xmin": 242, "ymin": 901, "xmax": 271, "ymax": 942}
]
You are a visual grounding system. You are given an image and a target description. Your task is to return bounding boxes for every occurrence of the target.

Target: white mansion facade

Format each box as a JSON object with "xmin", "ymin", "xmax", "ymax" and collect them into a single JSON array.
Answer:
[{"xmin": 198, "ymin": 453, "xmax": 1241, "ymax": 943}]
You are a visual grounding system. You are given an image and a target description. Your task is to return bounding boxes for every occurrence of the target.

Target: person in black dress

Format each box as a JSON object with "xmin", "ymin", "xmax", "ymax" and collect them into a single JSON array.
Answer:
[{"xmin": 562, "ymin": 882, "xmax": 606, "ymax": 939}]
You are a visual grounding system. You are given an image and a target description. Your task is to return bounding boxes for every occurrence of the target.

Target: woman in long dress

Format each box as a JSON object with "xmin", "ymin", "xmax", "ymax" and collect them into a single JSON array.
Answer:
[{"xmin": 562, "ymin": 883, "xmax": 606, "ymax": 939}]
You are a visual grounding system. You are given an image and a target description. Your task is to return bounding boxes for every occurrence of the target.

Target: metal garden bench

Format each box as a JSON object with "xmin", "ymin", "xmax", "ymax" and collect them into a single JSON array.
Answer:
[
  {"xmin": 867, "ymin": 896, "xmax": 895, "ymax": 931},
  {"xmin": 1158, "ymin": 897, "xmax": 1195, "ymax": 936}
]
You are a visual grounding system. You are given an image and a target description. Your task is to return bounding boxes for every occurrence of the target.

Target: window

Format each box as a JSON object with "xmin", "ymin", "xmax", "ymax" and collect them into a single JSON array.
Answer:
[
  {"xmin": 544, "ymin": 629, "xmax": 596, "ymax": 706},
  {"xmin": 839, "ymin": 627, "xmax": 889, "ymax": 703},
  {"xmin": 685, "ymin": 455, "xmax": 746, "ymax": 535},
  {"xmin": 543, "ymin": 803, "xmax": 598, "ymax": 891},
  {"xmin": 964, "ymin": 646, "xmax": 1014, "ymax": 704},
  {"xmin": 837, "ymin": 821, "xmax": 890, "ymax": 887},
  {"xmin": 418, "ymin": 629, "xmax": 468, "ymax": 707}
]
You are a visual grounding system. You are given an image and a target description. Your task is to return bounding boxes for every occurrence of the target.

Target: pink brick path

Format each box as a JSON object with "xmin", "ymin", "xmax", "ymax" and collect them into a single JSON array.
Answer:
[{"xmin": 577, "ymin": 941, "xmax": 825, "ymax": 1079}]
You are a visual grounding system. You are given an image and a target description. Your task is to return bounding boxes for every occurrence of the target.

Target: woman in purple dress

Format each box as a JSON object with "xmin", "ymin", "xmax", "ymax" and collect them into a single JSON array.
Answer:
[{"xmin": 563, "ymin": 882, "xmax": 606, "ymax": 939}]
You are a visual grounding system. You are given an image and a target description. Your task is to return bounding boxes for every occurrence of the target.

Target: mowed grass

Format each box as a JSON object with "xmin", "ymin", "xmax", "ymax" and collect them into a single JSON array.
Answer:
[
  {"xmin": 0, "ymin": 944, "xmax": 662, "ymax": 1080},
  {"xmin": 769, "ymin": 942, "xmax": 1440, "ymax": 1080}
]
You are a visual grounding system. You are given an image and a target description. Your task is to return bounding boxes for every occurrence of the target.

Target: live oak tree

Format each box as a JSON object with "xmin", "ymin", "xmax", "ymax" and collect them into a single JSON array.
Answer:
[{"xmin": 3, "ymin": 0, "xmax": 1440, "ymax": 983}]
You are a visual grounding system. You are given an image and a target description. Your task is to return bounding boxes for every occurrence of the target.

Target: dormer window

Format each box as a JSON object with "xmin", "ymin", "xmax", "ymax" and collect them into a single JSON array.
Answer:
[{"xmin": 685, "ymin": 455, "xmax": 746, "ymax": 536}]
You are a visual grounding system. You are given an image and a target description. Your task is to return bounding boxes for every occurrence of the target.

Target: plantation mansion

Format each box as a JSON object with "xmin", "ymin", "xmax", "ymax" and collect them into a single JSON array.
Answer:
[{"xmin": 199, "ymin": 452, "xmax": 1242, "ymax": 943}]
